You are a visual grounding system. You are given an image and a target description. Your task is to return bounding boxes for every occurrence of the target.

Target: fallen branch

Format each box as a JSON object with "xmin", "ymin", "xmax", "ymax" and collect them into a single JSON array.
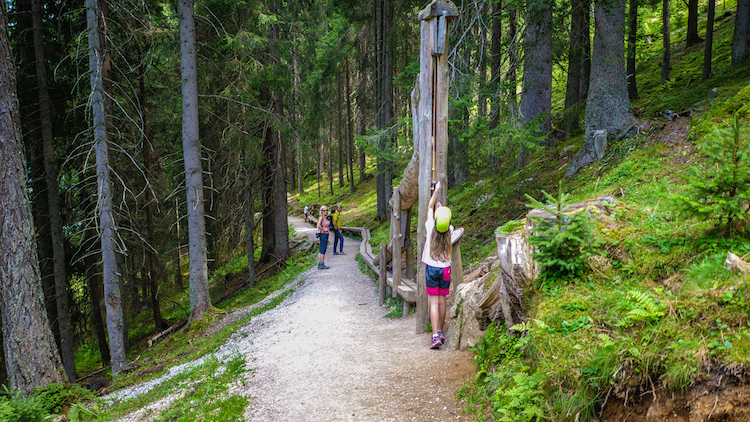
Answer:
[{"xmin": 148, "ymin": 320, "xmax": 187, "ymax": 348}]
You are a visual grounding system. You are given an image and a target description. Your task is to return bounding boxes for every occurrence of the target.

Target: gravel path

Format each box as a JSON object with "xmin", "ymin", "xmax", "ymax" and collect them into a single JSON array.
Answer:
[{"xmin": 110, "ymin": 214, "xmax": 476, "ymax": 421}]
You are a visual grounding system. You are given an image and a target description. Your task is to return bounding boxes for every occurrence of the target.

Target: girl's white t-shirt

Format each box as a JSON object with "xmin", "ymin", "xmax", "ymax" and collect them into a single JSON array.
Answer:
[{"xmin": 421, "ymin": 218, "xmax": 453, "ymax": 268}]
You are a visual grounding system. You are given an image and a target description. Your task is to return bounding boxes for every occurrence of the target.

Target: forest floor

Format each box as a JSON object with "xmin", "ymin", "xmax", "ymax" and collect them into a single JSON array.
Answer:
[{"xmin": 112, "ymin": 214, "xmax": 476, "ymax": 421}]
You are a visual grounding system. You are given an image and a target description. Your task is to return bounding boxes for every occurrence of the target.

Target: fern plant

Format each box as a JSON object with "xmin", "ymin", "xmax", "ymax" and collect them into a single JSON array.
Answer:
[
  {"xmin": 525, "ymin": 183, "xmax": 603, "ymax": 283},
  {"xmin": 670, "ymin": 113, "xmax": 750, "ymax": 236},
  {"xmin": 616, "ymin": 289, "xmax": 666, "ymax": 328}
]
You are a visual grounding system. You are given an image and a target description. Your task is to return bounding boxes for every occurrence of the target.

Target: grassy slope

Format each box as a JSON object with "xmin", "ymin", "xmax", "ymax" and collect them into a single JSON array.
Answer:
[
  {"xmin": 300, "ymin": 1, "xmax": 750, "ymax": 420},
  {"xmin": 456, "ymin": 2, "xmax": 750, "ymax": 421}
]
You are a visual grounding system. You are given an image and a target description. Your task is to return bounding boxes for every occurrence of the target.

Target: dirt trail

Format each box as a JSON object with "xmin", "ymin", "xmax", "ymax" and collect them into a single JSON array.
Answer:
[
  {"xmin": 241, "ymin": 214, "xmax": 475, "ymax": 421},
  {"xmin": 110, "ymin": 214, "xmax": 476, "ymax": 421}
]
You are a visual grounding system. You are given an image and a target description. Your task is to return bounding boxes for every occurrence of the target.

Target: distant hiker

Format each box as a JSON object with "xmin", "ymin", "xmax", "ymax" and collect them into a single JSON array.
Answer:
[
  {"xmin": 316, "ymin": 206, "xmax": 331, "ymax": 270},
  {"xmin": 331, "ymin": 204, "xmax": 345, "ymax": 255},
  {"xmin": 304, "ymin": 204, "xmax": 309, "ymax": 222},
  {"xmin": 422, "ymin": 181, "xmax": 453, "ymax": 349}
]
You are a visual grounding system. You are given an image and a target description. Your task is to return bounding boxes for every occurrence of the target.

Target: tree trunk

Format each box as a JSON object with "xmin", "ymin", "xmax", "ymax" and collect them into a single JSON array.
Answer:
[
  {"xmin": 579, "ymin": 1, "xmax": 592, "ymax": 101},
  {"xmin": 346, "ymin": 58, "xmax": 355, "ymax": 194},
  {"xmin": 328, "ymin": 123, "xmax": 334, "ymax": 196},
  {"xmin": 260, "ymin": 87, "xmax": 277, "ymax": 264},
  {"xmin": 732, "ymin": 0, "xmax": 750, "ymax": 65},
  {"xmin": 489, "ymin": 0, "xmax": 501, "ymax": 127},
  {"xmin": 627, "ymin": 0, "xmax": 639, "ymax": 100},
  {"xmin": 375, "ymin": 0, "xmax": 393, "ymax": 221},
  {"xmin": 16, "ymin": 0, "xmax": 60, "ymax": 353},
  {"xmin": 0, "ymin": 2, "xmax": 65, "ymax": 393},
  {"xmin": 173, "ymin": 198, "xmax": 185, "ymax": 292},
  {"xmin": 507, "ymin": 5, "xmax": 519, "ymax": 102},
  {"xmin": 140, "ymin": 70, "xmax": 167, "ymax": 331},
  {"xmin": 517, "ymin": 0, "xmax": 552, "ymax": 168},
  {"xmin": 88, "ymin": 0, "xmax": 127, "ymax": 377},
  {"xmin": 30, "ymin": 0, "xmax": 76, "ymax": 382},
  {"xmin": 520, "ymin": 0, "xmax": 552, "ymax": 133},
  {"xmin": 179, "ymin": 0, "xmax": 212, "ymax": 323},
  {"xmin": 272, "ymin": 94, "xmax": 290, "ymax": 263},
  {"xmin": 478, "ymin": 21, "xmax": 488, "ymax": 118},
  {"xmin": 567, "ymin": 0, "xmax": 633, "ymax": 176},
  {"xmin": 243, "ymin": 149, "xmax": 256, "ymax": 290},
  {"xmin": 83, "ymin": 223, "xmax": 110, "ymax": 366},
  {"xmin": 686, "ymin": 0, "xmax": 703, "ymax": 47},
  {"xmin": 294, "ymin": 42, "xmax": 304, "ymax": 196},
  {"xmin": 337, "ymin": 72, "xmax": 345, "ymax": 188},
  {"xmin": 662, "ymin": 0, "xmax": 670, "ymax": 84},
  {"xmin": 356, "ymin": 61, "xmax": 367, "ymax": 185},
  {"xmin": 704, "ymin": 0, "xmax": 716, "ymax": 79},
  {"xmin": 317, "ymin": 139, "xmax": 322, "ymax": 198},
  {"xmin": 564, "ymin": 0, "xmax": 589, "ymax": 134}
]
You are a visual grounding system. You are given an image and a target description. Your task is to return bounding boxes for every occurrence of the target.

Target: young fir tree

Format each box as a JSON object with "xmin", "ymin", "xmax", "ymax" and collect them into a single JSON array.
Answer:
[
  {"xmin": 670, "ymin": 114, "xmax": 750, "ymax": 236},
  {"xmin": 525, "ymin": 183, "xmax": 603, "ymax": 282}
]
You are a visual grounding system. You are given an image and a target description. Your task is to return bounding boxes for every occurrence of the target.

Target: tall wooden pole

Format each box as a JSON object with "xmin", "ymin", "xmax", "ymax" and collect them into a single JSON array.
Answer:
[{"xmin": 415, "ymin": 0, "xmax": 458, "ymax": 333}]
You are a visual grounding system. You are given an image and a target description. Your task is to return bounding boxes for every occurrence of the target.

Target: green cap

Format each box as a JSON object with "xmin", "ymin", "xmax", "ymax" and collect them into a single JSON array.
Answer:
[{"xmin": 435, "ymin": 206, "xmax": 451, "ymax": 233}]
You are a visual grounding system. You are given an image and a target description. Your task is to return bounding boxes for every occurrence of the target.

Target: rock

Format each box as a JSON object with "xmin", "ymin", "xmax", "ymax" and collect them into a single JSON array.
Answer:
[
  {"xmin": 724, "ymin": 252, "xmax": 750, "ymax": 273},
  {"xmin": 446, "ymin": 278, "xmax": 485, "ymax": 350},
  {"xmin": 709, "ymin": 87, "xmax": 718, "ymax": 102}
]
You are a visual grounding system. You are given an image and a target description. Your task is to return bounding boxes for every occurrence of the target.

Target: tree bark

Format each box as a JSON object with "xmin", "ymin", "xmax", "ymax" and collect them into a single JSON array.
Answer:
[
  {"xmin": 567, "ymin": 0, "xmax": 634, "ymax": 176},
  {"xmin": 328, "ymin": 122, "xmax": 334, "ymax": 196},
  {"xmin": 662, "ymin": 0, "xmax": 670, "ymax": 84},
  {"xmin": 179, "ymin": 0, "xmax": 212, "ymax": 323},
  {"xmin": 478, "ymin": 16, "xmax": 488, "ymax": 118},
  {"xmin": 704, "ymin": 0, "xmax": 716, "ymax": 79},
  {"xmin": 173, "ymin": 198, "xmax": 185, "ymax": 292},
  {"xmin": 30, "ymin": 0, "xmax": 76, "ymax": 382},
  {"xmin": 272, "ymin": 92, "xmax": 290, "ymax": 262},
  {"xmin": 294, "ymin": 39, "xmax": 304, "ymax": 196},
  {"xmin": 489, "ymin": 0, "xmax": 502, "ymax": 128},
  {"xmin": 375, "ymin": 0, "xmax": 393, "ymax": 221},
  {"xmin": 346, "ymin": 58, "xmax": 355, "ymax": 194},
  {"xmin": 260, "ymin": 87, "xmax": 277, "ymax": 264},
  {"xmin": 0, "ymin": 1, "xmax": 65, "ymax": 394},
  {"xmin": 337, "ymin": 72, "xmax": 345, "ymax": 188},
  {"xmin": 243, "ymin": 149, "xmax": 256, "ymax": 290},
  {"xmin": 508, "ymin": 5, "xmax": 519, "ymax": 97},
  {"xmin": 520, "ymin": 0, "xmax": 552, "ymax": 133},
  {"xmin": 267, "ymin": 1, "xmax": 289, "ymax": 264},
  {"xmin": 627, "ymin": 0, "xmax": 639, "ymax": 100},
  {"xmin": 517, "ymin": 0, "xmax": 552, "ymax": 168},
  {"xmin": 15, "ymin": 0, "xmax": 60, "ymax": 354},
  {"xmin": 140, "ymin": 69, "xmax": 168, "ymax": 331},
  {"xmin": 579, "ymin": 1, "xmax": 591, "ymax": 101},
  {"xmin": 87, "ymin": 0, "xmax": 127, "ymax": 377},
  {"xmin": 732, "ymin": 0, "xmax": 750, "ymax": 65},
  {"xmin": 686, "ymin": 0, "xmax": 703, "ymax": 47},
  {"xmin": 564, "ymin": 0, "xmax": 590, "ymax": 134}
]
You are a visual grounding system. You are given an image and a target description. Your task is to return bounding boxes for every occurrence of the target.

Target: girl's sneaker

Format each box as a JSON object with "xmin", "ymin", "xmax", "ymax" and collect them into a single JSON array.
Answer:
[
  {"xmin": 437, "ymin": 330, "xmax": 445, "ymax": 344},
  {"xmin": 430, "ymin": 335, "xmax": 443, "ymax": 349}
]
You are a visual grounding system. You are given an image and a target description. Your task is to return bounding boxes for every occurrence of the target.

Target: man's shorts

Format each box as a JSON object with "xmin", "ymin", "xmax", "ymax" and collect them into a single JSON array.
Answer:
[
  {"xmin": 319, "ymin": 233, "xmax": 329, "ymax": 254},
  {"xmin": 426, "ymin": 264, "xmax": 451, "ymax": 296}
]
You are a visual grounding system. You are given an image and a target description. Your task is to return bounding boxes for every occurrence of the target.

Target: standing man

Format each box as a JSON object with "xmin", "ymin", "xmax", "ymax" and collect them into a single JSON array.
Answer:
[
  {"xmin": 331, "ymin": 204, "xmax": 345, "ymax": 255},
  {"xmin": 303, "ymin": 203, "xmax": 309, "ymax": 222}
]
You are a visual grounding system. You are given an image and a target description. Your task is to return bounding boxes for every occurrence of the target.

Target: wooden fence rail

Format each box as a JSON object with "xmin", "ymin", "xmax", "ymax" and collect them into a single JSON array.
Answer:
[{"xmin": 304, "ymin": 212, "xmax": 463, "ymax": 318}]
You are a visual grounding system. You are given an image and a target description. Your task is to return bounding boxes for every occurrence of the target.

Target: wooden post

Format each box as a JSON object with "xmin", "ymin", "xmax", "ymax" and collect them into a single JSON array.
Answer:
[
  {"xmin": 415, "ymin": 0, "xmax": 458, "ymax": 333},
  {"xmin": 451, "ymin": 228, "xmax": 465, "ymax": 287},
  {"xmin": 392, "ymin": 187, "xmax": 402, "ymax": 298},
  {"xmin": 379, "ymin": 243, "xmax": 387, "ymax": 305},
  {"xmin": 405, "ymin": 208, "xmax": 415, "ymax": 280}
]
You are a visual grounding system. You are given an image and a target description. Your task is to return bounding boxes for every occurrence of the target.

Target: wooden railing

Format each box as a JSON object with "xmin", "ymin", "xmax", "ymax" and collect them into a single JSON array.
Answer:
[{"xmin": 306, "ymin": 213, "xmax": 463, "ymax": 318}]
